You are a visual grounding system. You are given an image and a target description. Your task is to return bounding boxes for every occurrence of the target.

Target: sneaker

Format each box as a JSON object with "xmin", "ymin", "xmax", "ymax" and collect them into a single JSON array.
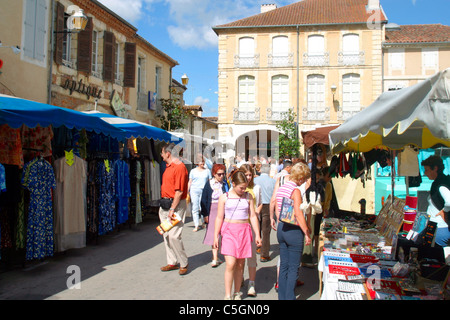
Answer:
[
  {"xmin": 233, "ymin": 292, "xmax": 242, "ymax": 300},
  {"xmin": 260, "ymin": 256, "xmax": 271, "ymax": 262},
  {"xmin": 247, "ymin": 285, "xmax": 256, "ymax": 297},
  {"xmin": 224, "ymin": 296, "xmax": 233, "ymax": 300}
]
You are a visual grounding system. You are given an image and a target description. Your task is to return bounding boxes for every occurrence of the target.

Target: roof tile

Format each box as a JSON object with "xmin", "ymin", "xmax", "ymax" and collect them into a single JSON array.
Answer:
[
  {"xmin": 214, "ymin": 0, "xmax": 387, "ymax": 29},
  {"xmin": 385, "ymin": 24, "xmax": 450, "ymax": 43}
]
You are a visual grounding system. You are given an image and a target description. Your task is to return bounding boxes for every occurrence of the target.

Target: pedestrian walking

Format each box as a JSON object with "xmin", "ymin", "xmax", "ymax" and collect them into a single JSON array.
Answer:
[
  {"xmin": 188, "ymin": 154, "xmax": 211, "ymax": 232},
  {"xmin": 214, "ymin": 171, "xmax": 261, "ymax": 300},
  {"xmin": 200, "ymin": 163, "xmax": 229, "ymax": 267},
  {"xmin": 159, "ymin": 143, "xmax": 189, "ymax": 276},
  {"xmin": 275, "ymin": 162, "xmax": 312, "ymax": 300},
  {"xmin": 239, "ymin": 164, "xmax": 262, "ymax": 297},
  {"xmin": 254, "ymin": 164, "xmax": 275, "ymax": 262}
]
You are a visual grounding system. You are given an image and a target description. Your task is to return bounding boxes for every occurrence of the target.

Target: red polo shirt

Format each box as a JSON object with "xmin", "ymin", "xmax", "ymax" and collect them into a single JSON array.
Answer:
[{"xmin": 161, "ymin": 158, "xmax": 188, "ymax": 199}]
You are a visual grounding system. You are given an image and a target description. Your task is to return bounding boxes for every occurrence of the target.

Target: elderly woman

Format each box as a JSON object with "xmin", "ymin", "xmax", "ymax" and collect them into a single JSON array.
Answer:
[
  {"xmin": 200, "ymin": 164, "xmax": 229, "ymax": 267},
  {"xmin": 275, "ymin": 162, "xmax": 312, "ymax": 300}
]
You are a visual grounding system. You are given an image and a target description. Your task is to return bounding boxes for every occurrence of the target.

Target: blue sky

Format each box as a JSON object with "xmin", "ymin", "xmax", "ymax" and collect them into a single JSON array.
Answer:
[{"xmin": 97, "ymin": 0, "xmax": 450, "ymax": 117}]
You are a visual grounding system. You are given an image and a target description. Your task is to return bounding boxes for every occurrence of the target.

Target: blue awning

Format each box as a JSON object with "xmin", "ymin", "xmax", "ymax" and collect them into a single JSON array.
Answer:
[
  {"xmin": 0, "ymin": 94, "xmax": 126, "ymax": 140},
  {"xmin": 83, "ymin": 111, "xmax": 181, "ymax": 143}
]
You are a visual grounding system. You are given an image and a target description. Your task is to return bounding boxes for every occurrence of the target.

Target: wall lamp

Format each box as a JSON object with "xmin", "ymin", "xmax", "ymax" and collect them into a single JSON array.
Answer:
[
  {"xmin": 331, "ymin": 84, "xmax": 337, "ymax": 101},
  {"xmin": 0, "ymin": 41, "xmax": 21, "ymax": 54},
  {"xmin": 54, "ymin": 6, "xmax": 88, "ymax": 33}
]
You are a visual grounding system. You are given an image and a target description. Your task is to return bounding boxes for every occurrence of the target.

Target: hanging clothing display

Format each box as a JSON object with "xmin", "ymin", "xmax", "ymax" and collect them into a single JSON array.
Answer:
[
  {"xmin": 114, "ymin": 159, "xmax": 131, "ymax": 225},
  {"xmin": 0, "ymin": 125, "xmax": 24, "ymax": 168},
  {"xmin": 398, "ymin": 145, "xmax": 420, "ymax": 177},
  {"xmin": 97, "ymin": 160, "xmax": 116, "ymax": 235},
  {"xmin": 53, "ymin": 153, "xmax": 87, "ymax": 252},
  {"xmin": 21, "ymin": 158, "xmax": 56, "ymax": 261}
]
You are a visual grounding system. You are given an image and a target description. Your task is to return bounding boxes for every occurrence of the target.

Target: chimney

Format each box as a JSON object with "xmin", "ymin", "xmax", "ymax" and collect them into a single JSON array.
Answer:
[
  {"xmin": 367, "ymin": 0, "xmax": 380, "ymax": 11},
  {"xmin": 261, "ymin": 4, "xmax": 277, "ymax": 13}
]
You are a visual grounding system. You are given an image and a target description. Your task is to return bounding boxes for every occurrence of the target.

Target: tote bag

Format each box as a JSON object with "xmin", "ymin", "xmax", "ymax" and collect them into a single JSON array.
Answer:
[{"xmin": 279, "ymin": 196, "xmax": 299, "ymax": 226}]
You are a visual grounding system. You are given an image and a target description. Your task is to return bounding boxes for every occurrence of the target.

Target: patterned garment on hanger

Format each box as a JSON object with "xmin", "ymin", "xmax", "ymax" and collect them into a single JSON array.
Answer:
[
  {"xmin": 97, "ymin": 160, "xmax": 116, "ymax": 235},
  {"xmin": 22, "ymin": 158, "xmax": 56, "ymax": 261}
]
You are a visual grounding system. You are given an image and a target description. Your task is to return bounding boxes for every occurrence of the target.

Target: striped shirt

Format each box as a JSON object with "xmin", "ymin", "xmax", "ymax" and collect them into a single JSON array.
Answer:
[{"xmin": 276, "ymin": 181, "xmax": 297, "ymax": 214}]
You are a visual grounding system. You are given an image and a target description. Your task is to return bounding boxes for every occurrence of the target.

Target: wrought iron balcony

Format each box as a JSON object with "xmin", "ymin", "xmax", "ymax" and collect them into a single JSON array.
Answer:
[
  {"xmin": 303, "ymin": 52, "xmax": 330, "ymax": 67},
  {"xmin": 266, "ymin": 107, "xmax": 291, "ymax": 121},
  {"xmin": 338, "ymin": 51, "xmax": 365, "ymax": 66},
  {"xmin": 268, "ymin": 53, "xmax": 294, "ymax": 68},
  {"xmin": 302, "ymin": 107, "xmax": 330, "ymax": 121},
  {"xmin": 233, "ymin": 107, "xmax": 260, "ymax": 122},
  {"xmin": 338, "ymin": 107, "xmax": 364, "ymax": 121},
  {"xmin": 234, "ymin": 54, "xmax": 260, "ymax": 68}
]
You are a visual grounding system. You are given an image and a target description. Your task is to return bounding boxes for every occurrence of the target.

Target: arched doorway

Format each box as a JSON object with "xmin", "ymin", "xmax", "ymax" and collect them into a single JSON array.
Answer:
[{"xmin": 235, "ymin": 129, "xmax": 280, "ymax": 162}]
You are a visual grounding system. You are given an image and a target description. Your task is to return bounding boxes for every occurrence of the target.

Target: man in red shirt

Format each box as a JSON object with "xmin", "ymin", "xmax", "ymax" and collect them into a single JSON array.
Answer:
[{"xmin": 159, "ymin": 143, "xmax": 189, "ymax": 275}]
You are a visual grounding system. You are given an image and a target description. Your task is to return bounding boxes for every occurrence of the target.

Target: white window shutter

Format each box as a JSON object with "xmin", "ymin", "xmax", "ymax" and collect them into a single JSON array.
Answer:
[
  {"xmin": 343, "ymin": 34, "xmax": 359, "ymax": 54},
  {"xmin": 23, "ymin": 0, "xmax": 36, "ymax": 59},
  {"xmin": 273, "ymin": 36, "xmax": 288, "ymax": 56},
  {"xmin": 239, "ymin": 38, "xmax": 254, "ymax": 57},
  {"xmin": 34, "ymin": 0, "xmax": 47, "ymax": 61}
]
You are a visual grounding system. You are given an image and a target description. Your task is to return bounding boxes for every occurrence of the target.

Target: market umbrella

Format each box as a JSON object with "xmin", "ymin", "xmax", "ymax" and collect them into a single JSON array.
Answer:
[
  {"xmin": 301, "ymin": 124, "xmax": 339, "ymax": 148},
  {"xmin": 83, "ymin": 111, "xmax": 181, "ymax": 143},
  {"xmin": 329, "ymin": 68, "xmax": 450, "ymax": 154},
  {"xmin": 0, "ymin": 94, "xmax": 125, "ymax": 140}
]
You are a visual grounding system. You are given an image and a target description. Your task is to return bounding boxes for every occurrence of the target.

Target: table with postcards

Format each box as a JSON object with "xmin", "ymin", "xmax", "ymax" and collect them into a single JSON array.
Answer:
[{"xmin": 317, "ymin": 197, "xmax": 449, "ymax": 300}]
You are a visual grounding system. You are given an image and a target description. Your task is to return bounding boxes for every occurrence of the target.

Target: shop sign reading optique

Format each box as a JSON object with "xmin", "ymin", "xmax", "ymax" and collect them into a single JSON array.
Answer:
[{"xmin": 61, "ymin": 78, "xmax": 103, "ymax": 100}]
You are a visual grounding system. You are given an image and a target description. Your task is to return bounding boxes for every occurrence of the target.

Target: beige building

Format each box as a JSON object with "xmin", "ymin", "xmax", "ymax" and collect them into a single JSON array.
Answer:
[
  {"xmin": 0, "ymin": 0, "xmax": 180, "ymax": 127},
  {"xmin": 0, "ymin": 0, "xmax": 51, "ymax": 101},
  {"xmin": 213, "ymin": 0, "xmax": 388, "ymax": 160},
  {"xmin": 383, "ymin": 23, "xmax": 450, "ymax": 91}
]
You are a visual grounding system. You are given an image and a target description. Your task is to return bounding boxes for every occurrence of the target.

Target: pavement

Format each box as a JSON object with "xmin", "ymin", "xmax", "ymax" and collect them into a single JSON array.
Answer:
[{"xmin": 0, "ymin": 213, "xmax": 321, "ymax": 300}]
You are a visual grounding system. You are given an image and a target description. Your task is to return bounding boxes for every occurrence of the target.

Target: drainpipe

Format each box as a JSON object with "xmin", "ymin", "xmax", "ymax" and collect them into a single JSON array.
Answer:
[
  {"xmin": 47, "ymin": 0, "xmax": 56, "ymax": 104},
  {"xmin": 296, "ymin": 25, "xmax": 300, "ymax": 142}
]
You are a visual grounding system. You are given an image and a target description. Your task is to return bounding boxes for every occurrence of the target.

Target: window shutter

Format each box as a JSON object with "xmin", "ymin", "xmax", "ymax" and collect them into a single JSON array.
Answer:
[
  {"xmin": 103, "ymin": 31, "xmax": 115, "ymax": 82},
  {"xmin": 23, "ymin": 0, "xmax": 36, "ymax": 59},
  {"xmin": 34, "ymin": 0, "xmax": 47, "ymax": 61},
  {"xmin": 54, "ymin": 1, "xmax": 65, "ymax": 65},
  {"xmin": 77, "ymin": 17, "xmax": 93, "ymax": 73},
  {"xmin": 123, "ymin": 42, "xmax": 136, "ymax": 88}
]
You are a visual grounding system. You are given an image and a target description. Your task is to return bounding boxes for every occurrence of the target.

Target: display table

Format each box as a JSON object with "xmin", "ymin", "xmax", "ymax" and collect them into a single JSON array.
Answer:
[{"xmin": 318, "ymin": 217, "xmax": 449, "ymax": 300}]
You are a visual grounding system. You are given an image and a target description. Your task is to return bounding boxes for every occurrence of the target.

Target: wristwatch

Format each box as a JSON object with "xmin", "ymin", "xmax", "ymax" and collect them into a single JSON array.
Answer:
[{"xmin": 169, "ymin": 208, "xmax": 175, "ymax": 212}]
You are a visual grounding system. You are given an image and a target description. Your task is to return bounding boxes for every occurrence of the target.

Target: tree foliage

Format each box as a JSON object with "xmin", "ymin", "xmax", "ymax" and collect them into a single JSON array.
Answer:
[
  {"xmin": 157, "ymin": 98, "xmax": 189, "ymax": 131},
  {"xmin": 276, "ymin": 109, "xmax": 301, "ymax": 158}
]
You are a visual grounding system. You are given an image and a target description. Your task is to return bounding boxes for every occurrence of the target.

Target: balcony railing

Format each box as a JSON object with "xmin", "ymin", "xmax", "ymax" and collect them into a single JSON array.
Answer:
[
  {"xmin": 338, "ymin": 51, "xmax": 365, "ymax": 66},
  {"xmin": 302, "ymin": 106, "xmax": 330, "ymax": 121},
  {"xmin": 233, "ymin": 107, "xmax": 260, "ymax": 121},
  {"xmin": 268, "ymin": 53, "xmax": 294, "ymax": 68},
  {"xmin": 338, "ymin": 107, "xmax": 364, "ymax": 121},
  {"xmin": 303, "ymin": 52, "xmax": 330, "ymax": 67},
  {"xmin": 234, "ymin": 54, "xmax": 260, "ymax": 68},
  {"xmin": 266, "ymin": 107, "xmax": 291, "ymax": 121}
]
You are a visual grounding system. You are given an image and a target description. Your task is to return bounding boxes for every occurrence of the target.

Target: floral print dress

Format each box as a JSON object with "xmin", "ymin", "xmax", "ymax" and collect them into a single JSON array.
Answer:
[{"xmin": 22, "ymin": 158, "xmax": 56, "ymax": 261}]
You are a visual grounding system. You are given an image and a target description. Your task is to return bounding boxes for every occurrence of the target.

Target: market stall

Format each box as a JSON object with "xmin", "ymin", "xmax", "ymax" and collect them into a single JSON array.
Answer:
[
  {"xmin": 0, "ymin": 94, "xmax": 177, "ymax": 268},
  {"xmin": 320, "ymin": 69, "xmax": 450, "ymax": 300}
]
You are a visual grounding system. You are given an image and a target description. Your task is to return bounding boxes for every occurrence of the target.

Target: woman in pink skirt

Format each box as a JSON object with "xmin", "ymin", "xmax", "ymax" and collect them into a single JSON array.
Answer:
[
  {"xmin": 214, "ymin": 171, "xmax": 262, "ymax": 300},
  {"xmin": 201, "ymin": 164, "xmax": 229, "ymax": 267}
]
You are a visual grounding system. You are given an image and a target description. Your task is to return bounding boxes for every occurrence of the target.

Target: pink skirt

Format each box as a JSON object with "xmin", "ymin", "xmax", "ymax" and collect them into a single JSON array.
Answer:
[{"xmin": 220, "ymin": 222, "xmax": 253, "ymax": 259}]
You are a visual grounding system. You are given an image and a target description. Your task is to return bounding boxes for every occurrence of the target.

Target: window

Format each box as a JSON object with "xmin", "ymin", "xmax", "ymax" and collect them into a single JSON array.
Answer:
[
  {"xmin": 305, "ymin": 35, "xmax": 328, "ymax": 66},
  {"xmin": 271, "ymin": 36, "xmax": 291, "ymax": 67},
  {"xmin": 91, "ymin": 30, "xmax": 100, "ymax": 78},
  {"xmin": 137, "ymin": 57, "xmax": 146, "ymax": 93},
  {"xmin": 114, "ymin": 43, "xmax": 121, "ymax": 84},
  {"xmin": 389, "ymin": 49, "xmax": 404, "ymax": 70},
  {"xmin": 307, "ymin": 75, "xmax": 326, "ymax": 120},
  {"xmin": 23, "ymin": 0, "xmax": 48, "ymax": 62},
  {"xmin": 342, "ymin": 74, "xmax": 361, "ymax": 120},
  {"xmin": 239, "ymin": 37, "xmax": 254, "ymax": 57},
  {"xmin": 422, "ymin": 48, "xmax": 438, "ymax": 69},
  {"xmin": 238, "ymin": 75, "xmax": 255, "ymax": 111},
  {"xmin": 308, "ymin": 35, "xmax": 325, "ymax": 55},
  {"xmin": 343, "ymin": 34, "xmax": 359, "ymax": 54},
  {"xmin": 155, "ymin": 66, "xmax": 161, "ymax": 100},
  {"xmin": 272, "ymin": 75, "xmax": 289, "ymax": 116},
  {"xmin": 237, "ymin": 37, "xmax": 258, "ymax": 68},
  {"xmin": 62, "ymin": 16, "xmax": 72, "ymax": 66}
]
